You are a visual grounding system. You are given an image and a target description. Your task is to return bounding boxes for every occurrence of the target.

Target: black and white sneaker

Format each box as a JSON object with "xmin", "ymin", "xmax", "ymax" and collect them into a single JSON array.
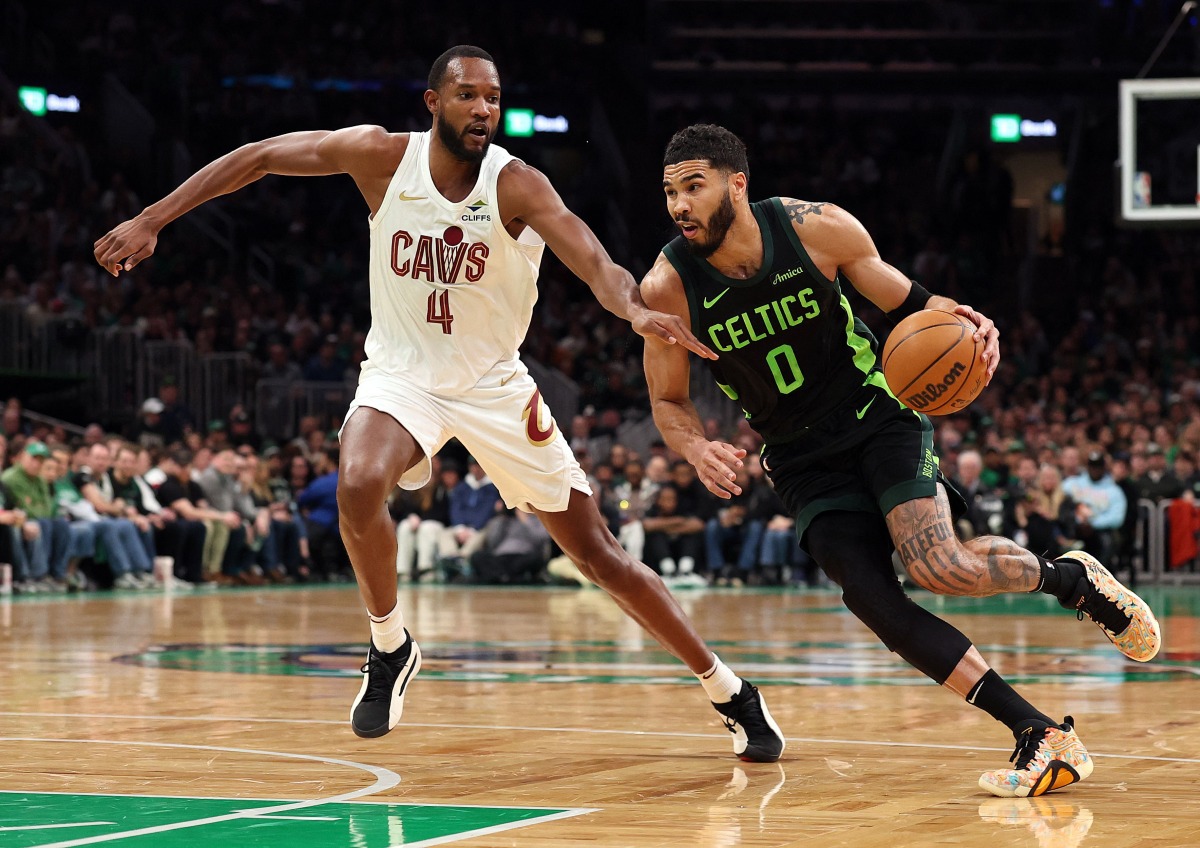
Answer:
[
  {"xmin": 350, "ymin": 632, "xmax": 422, "ymax": 738},
  {"xmin": 712, "ymin": 681, "xmax": 786, "ymax": 762}
]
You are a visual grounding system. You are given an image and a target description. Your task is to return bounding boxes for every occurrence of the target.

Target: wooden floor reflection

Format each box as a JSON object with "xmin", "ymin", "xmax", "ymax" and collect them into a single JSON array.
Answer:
[{"xmin": 2, "ymin": 582, "xmax": 1197, "ymax": 847}]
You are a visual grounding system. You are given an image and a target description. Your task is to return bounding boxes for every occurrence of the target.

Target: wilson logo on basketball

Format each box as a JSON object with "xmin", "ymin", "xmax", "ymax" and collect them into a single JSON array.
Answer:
[
  {"xmin": 904, "ymin": 361, "xmax": 967, "ymax": 410},
  {"xmin": 390, "ymin": 227, "xmax": 489, "ymax": 285}
]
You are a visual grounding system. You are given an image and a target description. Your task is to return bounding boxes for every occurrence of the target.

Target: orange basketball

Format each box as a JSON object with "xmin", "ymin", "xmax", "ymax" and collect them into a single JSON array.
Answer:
[{"xmin": 880, "ymin": 309, "xmax": 986, "ymax": 415}]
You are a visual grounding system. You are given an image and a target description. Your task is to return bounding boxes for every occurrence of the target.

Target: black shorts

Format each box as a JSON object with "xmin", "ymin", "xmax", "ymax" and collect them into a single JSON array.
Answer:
[{"xmin": 761, "ymin": 373, "xmax": 966, "ymax": 545}]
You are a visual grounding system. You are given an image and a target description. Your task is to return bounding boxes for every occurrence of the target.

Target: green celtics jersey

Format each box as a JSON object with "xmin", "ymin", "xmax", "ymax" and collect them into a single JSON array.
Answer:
[{"xmin": 662, "ymin": 197, "xmax": 882, "ymax": 443}]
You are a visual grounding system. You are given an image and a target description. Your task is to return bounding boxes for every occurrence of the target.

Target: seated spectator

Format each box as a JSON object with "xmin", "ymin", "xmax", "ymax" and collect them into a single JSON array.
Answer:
[
  {"xmin": 746, "ymin": 460, "xmax": 813, "ymax": 585},
  {"xmin": 288, "ymin": 454, "xmax": 313, "ymax": 493},
  {"xmin": 149, "ymin": 449, "xmax": 233, "ymax": 586},
  {"xmin": 585, "ymin": 460, "xmax": 622, "ymax": 538},
  {"xmin": 303, "ymin": 335, "xmax": 347, "ymax": 382},
  {"xmin": 611, "ymin": 458, "xmax": 659, "ymax": 561},
  {"xmin": 669, "ymin": 460, "xmax": 713, "ymax": 513},
  {"xmin": 642, "ymin": 485, "xmax": 705, "ymax": 582},
  {"xmin": 156, "ymin": 377, "xmax": 195, "ymax": 444},
  {"xmin": 0, "ymin": 479, "xmax": 44, "ymax": 594},
  {"xmin": 241, "ymin": 452, "xmax": 302, "ymax": 582},
  {"xmin": 1135, "ymin": 443, "xmax": 1183, "ymax": 501},
  {"xmin": 1062, "ymin": 450, "xmax": 1127, "ymax": 565},
  {"xmin": 952, "ymin": 449, "xmax": 1008, "ymax": 539},
  {"xmin": 705, "ymin": 467, "xmax": 764, "ymax": 586},
  {"xmin": 296, "ymin": 448, "xmax": 348, "ymax": 579},
  {"xmin": 108, "ymin": 443, "xmax": 200, "ymax": 588},
  {"xmin": 1013, "ymin": 464, "xmax": 1080, "ymax": 558},
  {"xmin": 0, "ymin": 481, "xmax": 17, "ymax": 574},
  {"xmin": 1, "ymin": 441, "xmax": 72, "ymax": 590},
  {"xmin": 39, "ymin": 451, "xmax": 96, "ymax": 589},
  {"xmin": 228, "ymin": 407, "xmax": 261, "ymax": 452},
  {"xmin": 51, "ymin": 445, "xmax": 155, "ymax": 590},
  {"xmin": 391, "ymin": 455, "xmax": 452, "ymax": 582},
  {"xmin": 438, "ymin": 456, "xmax": 500, "ymax": 578},
  {"xmin": 469, "ymin": 508, "xmax": 551, "ymax": 584},
  {"xmin": 128, "ymin": 398, "xmax": 169, "ymax": 451},
  {"xmin": 1178, "ymin": 453, "xmax": 1200, "ymax": 499},
  {"xmin": 195, "ymin": 448, "xmax": 259, "ymax": 584}
]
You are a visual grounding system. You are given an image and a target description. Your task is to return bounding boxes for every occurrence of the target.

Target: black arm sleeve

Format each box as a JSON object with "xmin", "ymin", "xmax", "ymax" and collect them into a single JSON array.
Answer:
[{"xmin": 884, "ymin": 280, "xmax": 933, "ymax": 325}]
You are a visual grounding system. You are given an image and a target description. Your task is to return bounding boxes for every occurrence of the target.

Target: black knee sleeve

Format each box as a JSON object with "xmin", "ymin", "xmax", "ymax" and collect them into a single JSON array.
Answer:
[{"xmin": 806, "ymin": 512, "xmax": 973, "ymax": 685}]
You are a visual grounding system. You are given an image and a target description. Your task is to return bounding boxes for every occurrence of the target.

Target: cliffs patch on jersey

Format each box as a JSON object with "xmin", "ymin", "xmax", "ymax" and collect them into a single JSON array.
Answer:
[{"xmin": 390, "ymin": 225, "xmax": 490, "ymax": 285}]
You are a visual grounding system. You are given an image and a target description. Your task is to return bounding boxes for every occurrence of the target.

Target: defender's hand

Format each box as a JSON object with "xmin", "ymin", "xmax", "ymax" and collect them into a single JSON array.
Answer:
[
  {"xmin": 94, "ymin": 216, "xmax": 159, "ymax": 276},
  {"xmin": 632, "ymin": 308, "xmax": 718, "ymax": 360},
  {"xmin": 953, "ymin": 304, "xmax": 1000, "ymax": 384},
  {"xmin": 689, "ymin": 441, "xmax": 746, "ymax": 499}
]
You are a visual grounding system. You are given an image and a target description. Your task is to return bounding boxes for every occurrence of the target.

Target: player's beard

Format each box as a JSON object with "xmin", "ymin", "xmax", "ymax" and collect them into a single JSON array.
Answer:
[
  {"xmin": 437, "ymin": 112, "xmax": 490, "ymax": 163},
  {"xmin": 684, "ymin": 190, "xmax": 735, "ymax": 259}
]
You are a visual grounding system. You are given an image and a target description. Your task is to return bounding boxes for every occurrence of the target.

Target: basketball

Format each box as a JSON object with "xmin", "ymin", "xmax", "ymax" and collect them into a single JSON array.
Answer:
[{"xmin": 880, "ymin": 309, "xmax": 986, "ymax": 415}]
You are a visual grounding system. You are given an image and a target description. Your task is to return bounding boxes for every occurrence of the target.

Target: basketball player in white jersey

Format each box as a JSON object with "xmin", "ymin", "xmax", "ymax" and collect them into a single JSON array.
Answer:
[{"xmin": 94, "ymin": 46, "xmax": 785, "ymax": 762}]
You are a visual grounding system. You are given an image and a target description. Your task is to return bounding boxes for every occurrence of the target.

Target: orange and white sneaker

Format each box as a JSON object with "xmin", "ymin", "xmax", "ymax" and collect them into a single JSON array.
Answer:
[
  {"xmin": 1057, "ymin": 551, "xmax": 1161, "ymax": 662},
  {"xmin": 979, "ymin": 716, "xmax": 1093, "ymax": 798}
]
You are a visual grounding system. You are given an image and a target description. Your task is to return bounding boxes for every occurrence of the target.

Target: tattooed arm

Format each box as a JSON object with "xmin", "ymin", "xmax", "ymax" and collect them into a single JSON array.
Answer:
[
  {"xmin": 779, "ymin": 197, "xmax": 999, "ymax": 382},
  {"xmin": 779, "ymin": 197, "xmax": 913, "ymax": 311}
]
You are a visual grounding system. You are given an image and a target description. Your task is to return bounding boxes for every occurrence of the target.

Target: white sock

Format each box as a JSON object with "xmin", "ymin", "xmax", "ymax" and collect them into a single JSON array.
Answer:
[
  {"xmin": 660, "ymin": 557, "xmax": 676, "ymax": 576},
  {"xmin": 697, "ymin": 655, "xmax": 742, "ymax": 703},
  {"xmin": 368, "ymin": 602, "xmax": 408, "ymax": 654},
  {"xmin": 679, "ymin": 556, "xmax": 695, "ymax": 575}
]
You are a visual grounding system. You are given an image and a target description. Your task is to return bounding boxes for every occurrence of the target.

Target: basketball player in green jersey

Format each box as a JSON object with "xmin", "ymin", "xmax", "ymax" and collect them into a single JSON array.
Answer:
[{"xmin": 642, "ymin": 124, "xmax": 1161, "ymax": 797}]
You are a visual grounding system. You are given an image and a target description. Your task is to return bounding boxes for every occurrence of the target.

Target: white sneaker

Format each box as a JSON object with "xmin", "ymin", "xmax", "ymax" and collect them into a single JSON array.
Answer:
[
  {"xmin": 167, "ymin": 576, "xmax": 195, "ymax": 591},
  {"xmin": 113, "ymin": 573, "xmax": 142, "ymax": 590}
]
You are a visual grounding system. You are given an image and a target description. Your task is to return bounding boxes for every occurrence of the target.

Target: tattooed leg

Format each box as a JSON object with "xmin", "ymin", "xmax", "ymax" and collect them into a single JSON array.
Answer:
[{"xmin": 887, "ymin": 485, "xmax": 1040, "ymax": 597}]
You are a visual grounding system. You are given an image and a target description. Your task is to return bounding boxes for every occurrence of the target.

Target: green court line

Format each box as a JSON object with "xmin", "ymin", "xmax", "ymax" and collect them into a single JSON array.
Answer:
[{"xmin": 0, "ymin": 791, "xmax": 591, "ymax": 848}]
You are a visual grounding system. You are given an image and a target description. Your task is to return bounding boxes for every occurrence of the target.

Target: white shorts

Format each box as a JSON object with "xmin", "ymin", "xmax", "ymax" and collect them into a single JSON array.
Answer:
[{"xmin": 342, "ymin": 360, "xmax": 592, "ymax": 513}]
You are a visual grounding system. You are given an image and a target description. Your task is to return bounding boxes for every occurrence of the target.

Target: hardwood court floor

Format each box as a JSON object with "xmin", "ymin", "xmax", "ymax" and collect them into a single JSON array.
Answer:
[{"xmin": 2, "ymin": 580, "xmax": 1199, "ymax": 847}]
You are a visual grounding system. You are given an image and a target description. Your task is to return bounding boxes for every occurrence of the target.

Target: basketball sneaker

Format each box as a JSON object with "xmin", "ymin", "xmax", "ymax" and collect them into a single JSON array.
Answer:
[
  {"xmin": 978, "ymin": 716, "xmax": 1092, "ymax": 798},
  {"xmin": 712, "ymin": 681, "xmax": 785, "ymax": 763},
  {"xmin": 350, "ymin": 632, "xmax": 422, "ymax": 738},
  {"xmin": 1057, "ymin": 551, "xmax": 1161, "ymax": 662}
]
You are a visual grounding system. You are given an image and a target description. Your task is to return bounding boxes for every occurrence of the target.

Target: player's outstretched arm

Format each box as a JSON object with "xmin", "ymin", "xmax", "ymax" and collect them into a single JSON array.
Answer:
[
  {"xmin": 94, "ymin": 125, "xmax": 396, "ymax": 276},
  {"xmin": 781, "ymin": 198, "xmax": 999, "ymax": 381},
  {"xmin": 641, "ymin": 257, "xmax": 745, "ymax": 499},
  {"xmin": 498, "ymin": 162, "xmax": 716, "ymax": 360}
]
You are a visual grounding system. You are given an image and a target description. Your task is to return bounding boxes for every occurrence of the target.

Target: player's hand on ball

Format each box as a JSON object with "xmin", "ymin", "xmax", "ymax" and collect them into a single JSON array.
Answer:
[
  {"xmin": 690, "ymin": 441, "xmax": 746, "ymax": 499},
  {"xmin": 632, "ymin": 308, "xmax": 718, "ymax": 360},
  {"xmin": 94, "ymin": 216, "xmax": 159, "ymax": 277},
  {"xmin": 952, "ymin": 304, "xmax": 1000, "ymax": 383}
]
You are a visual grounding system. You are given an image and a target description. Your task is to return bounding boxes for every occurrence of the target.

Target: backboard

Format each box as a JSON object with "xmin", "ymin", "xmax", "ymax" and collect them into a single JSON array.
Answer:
[{"xmin": 1118, "ymin": 77, "xmax": 1200, "ymax": 227}]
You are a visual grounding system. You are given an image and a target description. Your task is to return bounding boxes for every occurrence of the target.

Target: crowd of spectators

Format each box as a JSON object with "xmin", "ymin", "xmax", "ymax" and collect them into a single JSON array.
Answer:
[
  {"xmin": 3, "ymin": 4, "xmax": 1200, "ymax": 593},
  {"xmin": 7, "ymin": 365, "xmax": 1200, "ymax": 597}
]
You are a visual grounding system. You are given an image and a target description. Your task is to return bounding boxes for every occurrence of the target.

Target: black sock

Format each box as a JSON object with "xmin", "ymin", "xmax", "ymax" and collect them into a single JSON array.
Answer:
[
  {"xmin": 1031, "ymin": 555, "xmax": 1084, "ymax": 603},
  {"xmin": 965, "ymin": 669, "xmax": 1055, "ymax": 734}
]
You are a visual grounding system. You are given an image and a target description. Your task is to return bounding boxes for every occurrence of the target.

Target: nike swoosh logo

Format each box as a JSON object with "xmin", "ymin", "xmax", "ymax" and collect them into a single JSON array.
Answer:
[
  {"xmin": 398, "ymin": 192, "xmax": 427, "ymax": 201},
  {"xmin": 703, "ymin": 288, "xmax": 731, "ymax": 308},
  {"xmin": 856, "ymin": 398, "xmax": 876, "ymax": 419},
  {"xmin": 500, "ymin": 370, "xmax": 516, "ymax": 386}
]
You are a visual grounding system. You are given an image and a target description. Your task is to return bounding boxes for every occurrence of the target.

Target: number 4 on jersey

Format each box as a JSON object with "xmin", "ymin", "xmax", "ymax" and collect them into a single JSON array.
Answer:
[{"xmin": 426, "ymin": 290, "xmax": 454, "ymax": 334}]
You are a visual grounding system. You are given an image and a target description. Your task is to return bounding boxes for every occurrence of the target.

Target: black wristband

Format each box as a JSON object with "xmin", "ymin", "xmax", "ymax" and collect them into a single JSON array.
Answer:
[{"xmin": 886, "ymin": 280, "xmax": 933, "ymax": 325}]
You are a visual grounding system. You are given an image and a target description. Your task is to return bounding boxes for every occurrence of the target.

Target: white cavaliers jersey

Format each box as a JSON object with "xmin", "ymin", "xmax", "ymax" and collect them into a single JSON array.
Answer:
[{"xmin": 363, "ymin": 131, "xmax": 546, "ymax": 395}]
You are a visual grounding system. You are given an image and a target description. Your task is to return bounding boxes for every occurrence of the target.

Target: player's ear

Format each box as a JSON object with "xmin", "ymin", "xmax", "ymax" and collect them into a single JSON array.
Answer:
[
  {"xmin": 729, "ymin": 171, "xmax": 748, "ymax": 201},
  {"xmin": 424, "ymin": 89, "xmax": 439, "ymax": 116}
]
